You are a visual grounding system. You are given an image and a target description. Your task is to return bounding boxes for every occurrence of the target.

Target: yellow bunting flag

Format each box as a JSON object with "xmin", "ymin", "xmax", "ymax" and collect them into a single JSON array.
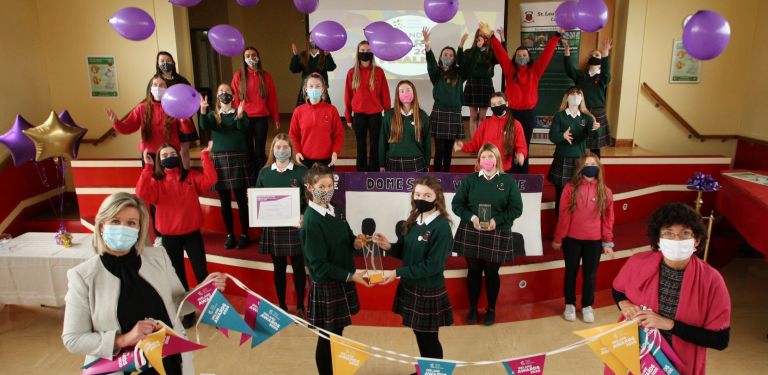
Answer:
[
  {"xmin": 574, "ymin": 322, "xmax": 628, "ymax": 375},
  {"xmin": 598, "ymin": 322, "xmax": 640, "ymax": 375},
  {"xmin": 330, "ymin": 335, "xmax": 370, "ymax": 375},
  {"xmin": 138, "ymin": 328, "xmax": 168, "ymax": 375}
]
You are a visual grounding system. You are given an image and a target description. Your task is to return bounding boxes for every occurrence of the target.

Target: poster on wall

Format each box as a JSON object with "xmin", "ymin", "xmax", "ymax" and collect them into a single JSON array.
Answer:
[
  {"xmin": 87, "ymin": 56, "xmax": 118, "ymax": 97},
  {"xmin": 520, "ymin": 2, "xmax": 581, "ymax": 144},
  {"xmin": 669, "ymin": 40, "xmax": 700, "ymax": 83}
]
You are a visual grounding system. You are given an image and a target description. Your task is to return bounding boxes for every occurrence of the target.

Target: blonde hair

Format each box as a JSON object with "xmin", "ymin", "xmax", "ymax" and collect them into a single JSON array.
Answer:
[
  {"xmin": 558, "ymin": 86, "xmax": 596, "ymax": 123},
  {"xmin": 475, "ymin": 144, "xmax": 505, "ymax": 174},
  {"xmin": 264, "ymin": 133, "xmax": 301, "ymax": 167},
  {"xmin": 213, "ymin": 83, "xmax": 234, "ymax": 125},
  {"xmin": 352, "ymin": 41, "xmax": 377, "ymax": 91},
  {"xmin": 92, "ymin": 192, "xmax": 149, "ymax": 255}
]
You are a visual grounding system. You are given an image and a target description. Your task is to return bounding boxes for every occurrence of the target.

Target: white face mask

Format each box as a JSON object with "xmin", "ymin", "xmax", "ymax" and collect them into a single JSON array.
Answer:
[
  {"xmin": 150, "ymin": 86, "xmax": 166, "ymax": 101},
  {"xmin": 659, "ymin": 238, "xmax": 696, "ymax": 261},
  {"xmin": 246, "ymin": 57, "xmax": 259, "ymax": 67},
  {"xmin": 567, "ymin": 94, "xmax": 582, "ymax": 107}
]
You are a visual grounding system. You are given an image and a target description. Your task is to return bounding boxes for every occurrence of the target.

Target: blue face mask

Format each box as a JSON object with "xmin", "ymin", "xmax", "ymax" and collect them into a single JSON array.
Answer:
[
  {"xmin": 102, "ymin": 225, "xmax": 139, "ymax": 252},
  {"xmin": 582, "ymin": 166, "xmax": 600, "ymax": 178},
  {"xmin": 306, "ymin": 88, "xmax": 323, "ymax": 103}
]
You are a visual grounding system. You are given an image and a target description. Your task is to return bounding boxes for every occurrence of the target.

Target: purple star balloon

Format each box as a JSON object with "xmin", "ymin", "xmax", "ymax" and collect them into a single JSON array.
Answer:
[
  {"xmin": 0, "ymin": 115, "xmax": 36, "ymax": 166},
  {"xmin": 58, "ymin": 110, "xmax": 88, "ymax": 159}
]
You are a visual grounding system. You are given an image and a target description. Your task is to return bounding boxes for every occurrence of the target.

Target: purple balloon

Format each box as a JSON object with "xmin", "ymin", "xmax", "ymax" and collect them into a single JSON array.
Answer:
[
  {"xmin": 0, "ymin": 115, "xmax": 36, "ymax": 166},
  {"xmin": 364, "ymin": 21, "xmax": 393, "ymax": 38},
  {"xmin": 424, "ymin": 0, "xmax": 459, "ymax": 23},
  {"xmin": 236, "ymin": 0, "xmax": 261, "ymax": 7},
  {"xmin": 311, "ymin": 21, "xmax": 347, "ymax": 52},
  {"xmin": 682, "ymin": 10, "xmax": 731, "ymax": 61},
  {"xmin": 161, "ymin": 84, "xmax": 201, "ymax": 119},
  {"xmin": 369, "ymin": 28, "xmax": 413, "ymax": 61},
  {"xmin": 59, "ymin": 110, "xmax": 88, "ymax": 160},
  {"xmin": 576, "ymin": 0, "xmax": 609, "ymax": 32},
  {"xmin": 555, "ymin": 1, "xmax": 579, "ymax": 30},
  {"xmin": 208, "ymin": 24, "xmax": 245, "ymax": 57},
  {"xmin": 108, "ymin": 7, "xmax": 155, "ymax": 41},
  {"xmin": 169, "ymin": 0, "xmax": 202, "ymax": 7},
  {"xmin": 294, "ymin": 0, "xmax": 319, "ymax": 14}
]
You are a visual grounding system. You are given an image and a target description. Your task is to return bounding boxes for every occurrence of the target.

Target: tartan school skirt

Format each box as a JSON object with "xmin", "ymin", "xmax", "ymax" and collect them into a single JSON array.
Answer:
[
  {"xmin": 392, "ymin": 284, "xmax": 454, "ymax": 332},
  {"xmin": 462, "ymin": 77, "xmax": 495, "ymax": 108},
  {"xmin": 452, "ymin": 221, "xmax": 515, "ymax": 264},
  {"xmin": 430, "ymin": 107, "xmax": 464, "ymax": 140},
  {"xmin": 258, "ymin": 227, "xmax": 302, "ymax": 256},
  {"xmin": 586, "ymin": 107, "xmax": 612, "ymax": 149},
  {"xmin": 211, "ymin": 151, "xmax": 252, "ymax": 190},
  {"xmin": 547, "ymin": 155, "xmax": 580, "ymax": 187},
  {"xmin": 307, "ymin": 281, "xmax": 360, "ymax": 331},
  {"xmin": 386, "ymin": 156, "xmax": 427, "ymax": 172}
]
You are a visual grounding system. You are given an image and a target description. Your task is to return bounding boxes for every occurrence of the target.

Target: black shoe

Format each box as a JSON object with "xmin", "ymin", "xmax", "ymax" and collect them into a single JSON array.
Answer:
[
  {"xmin": 224, "ymin": 234, "xmax": 236, "ymax": 249},
  {"xmin": 182, "ymin": 312, "xmax": 196, "ymax": 329},
  {"xmin": 295, "ymin": 307, "xmax": 306, "ymax": 319},
  {"xmin": 466, "ymin": 307, "xmax": 477, "ymax": 324},
  {"xmin": 483, "ymin": 308, "xmax": 496, "ymax": 326},
  {"xmin": 236, "ymin": 234, "xmax": 249, "ymax": 249}
]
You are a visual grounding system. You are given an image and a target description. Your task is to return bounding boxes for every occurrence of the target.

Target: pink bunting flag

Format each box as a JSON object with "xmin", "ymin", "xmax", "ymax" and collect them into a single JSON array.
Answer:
[
  {"xmin": 502, "ymin": 353, "xmax": 546, "ymax": 375},
  {"xmin": 240, "ymin": 293, "xmax": 259, "ymax": 345},
  {"xmin": 186, "ymin": 282, "xmax": 228, "ymax": 336}
]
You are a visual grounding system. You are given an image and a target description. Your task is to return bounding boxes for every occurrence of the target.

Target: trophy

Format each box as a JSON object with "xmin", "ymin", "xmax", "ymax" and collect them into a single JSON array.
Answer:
[
  {"xmin": 478, "ymin": 204, "xmax": 492, "ymax": 230},
  {"xmin": 361, "ymin": 218, "xmax": 385, "ymax": 284}
]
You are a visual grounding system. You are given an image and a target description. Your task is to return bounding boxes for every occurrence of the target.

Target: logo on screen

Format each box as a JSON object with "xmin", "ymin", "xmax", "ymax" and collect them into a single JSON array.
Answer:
[
  {"xmin": 376, "ymin": 15, "xmax": 436, "ymax": 77},
  {"xmin": 524, "ymin": 11, "xmax": 534, "ymax": 23}
]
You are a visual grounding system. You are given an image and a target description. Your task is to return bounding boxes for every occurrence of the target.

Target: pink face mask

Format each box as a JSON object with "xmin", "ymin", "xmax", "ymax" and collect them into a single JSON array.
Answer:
[
  {"xmin": 479, "ymin": 158, "xmax": 496, "ymax": 171},
  {"xmin": 399, "ymin": 92, "xmax": 414, "ymax": 104}
]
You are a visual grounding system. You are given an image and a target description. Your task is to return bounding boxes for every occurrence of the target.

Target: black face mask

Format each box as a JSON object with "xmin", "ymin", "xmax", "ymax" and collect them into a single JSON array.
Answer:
[
  {"xmin": 491, "ymin": 105, "xmax": 507, "ymax": 117},
  {"xmin": 159, "ymin": 62, "xmax": 175, "ymax": 73},
  {"xmin": 582, "ymin": 166, "xmax": 599, "ymax": 177},
  {"xmin": 414, "ymin": 199, "xmax": 436, "ymax": 213},
  {"xmin": 358, "ymin": 52, "xmax": 373, "ymax": 62},
  {"xmin": 588, "ymin": 57, "xmax": 601, "ymax": 66},
  {"xmin": 218, "ymin": 93, "xmax": 234, "ymax": 105},
  {"xmin": 160, "ymin": 156, "xmax": 180, "ymax": 169}
]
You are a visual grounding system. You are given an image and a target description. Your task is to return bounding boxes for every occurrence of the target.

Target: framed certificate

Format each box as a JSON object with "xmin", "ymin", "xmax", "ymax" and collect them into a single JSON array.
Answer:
[{"xmin": 247, "ymin": 187, "xmax": 301, "ymax": 227}]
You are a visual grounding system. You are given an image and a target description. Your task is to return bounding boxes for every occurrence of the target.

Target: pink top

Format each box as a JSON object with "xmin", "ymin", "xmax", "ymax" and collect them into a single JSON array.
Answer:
[{"xmin": 553, "ymin": 179, "xmax": 614, "ymax": 244}]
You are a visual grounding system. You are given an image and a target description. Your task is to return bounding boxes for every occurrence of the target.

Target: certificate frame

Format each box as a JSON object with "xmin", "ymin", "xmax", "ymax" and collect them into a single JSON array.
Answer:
[{"xmin": 247, "ymin": 187, "xmax": 301, "ymax": 227}]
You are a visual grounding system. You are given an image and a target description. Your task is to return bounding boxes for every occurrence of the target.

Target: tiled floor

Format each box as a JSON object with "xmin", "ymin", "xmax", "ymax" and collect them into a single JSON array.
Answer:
[{"xmin": 1, "ymin": 257, "xmax": 765, "ymax": 374}]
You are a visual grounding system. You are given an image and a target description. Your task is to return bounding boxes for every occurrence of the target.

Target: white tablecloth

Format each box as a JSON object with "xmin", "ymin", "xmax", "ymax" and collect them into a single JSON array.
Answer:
[{"xmin": 0, "ymin": 232, "xmax": 94, "ymax": 306}]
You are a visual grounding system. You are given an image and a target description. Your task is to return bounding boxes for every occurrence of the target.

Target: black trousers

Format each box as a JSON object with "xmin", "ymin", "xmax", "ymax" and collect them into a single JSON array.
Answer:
[
  {"xmin": 218, "ymin": 188, "xmax": 249, "ymax": 236},
  {"xmin": 465, "ymin": 257, "xmax": 502, "ymax": 310},
  {"xmin": 562, "ymin": 237, "xmax": 602, "ymax": 307},
  {"xmin": 302, "ymin": 157, "xmax": 333, "ymax": 170},
  {"xmin": 161, "ymin": 230, "xmax": 209, "ymax": 291},
  {"xmin": 247, "ymin": 116, "xmax": 270, "ymax": 174},
  {"xmin": 510, "ymin": 109, "xmax": 536, "ymax": 174},
  {"xmin": 590, "ymin": 148, "xmax": 601, "ymax": 158},
  {"xmin": 316, "ymin": 327, "xmax": 344, "ymax": 375},
  {"xmin": 352, "ymin": 113, "xmax": 382, "ymax": 171},
  {"xmin": 433, "ymin": 138, "xmax": 455, "ymax": 172},
  {"xmin": 414, "ymin": 330, "xmax": 443, "ymax": 359},
  {"xmin": 271, "ymin": 254, "xmax": 307, "ymax": 309}
]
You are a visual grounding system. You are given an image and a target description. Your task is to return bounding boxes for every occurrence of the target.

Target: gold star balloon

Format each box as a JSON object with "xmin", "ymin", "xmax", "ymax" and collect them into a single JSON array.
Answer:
[{"xmin": 23, "ymin": 111, "xmax": 87, "ymax": 161}]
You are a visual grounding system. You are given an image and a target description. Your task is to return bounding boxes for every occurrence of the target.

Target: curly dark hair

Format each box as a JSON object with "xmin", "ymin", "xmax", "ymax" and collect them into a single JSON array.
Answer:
[{"xmin": 647, "ymin": 202, "xmax": 707, "ymax": 250}]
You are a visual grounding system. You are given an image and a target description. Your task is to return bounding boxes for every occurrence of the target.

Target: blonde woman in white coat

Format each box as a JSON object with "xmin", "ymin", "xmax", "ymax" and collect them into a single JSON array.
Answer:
[{"xmin": 62, "ymin": 192, "xmax": 226, "ymax": 374}]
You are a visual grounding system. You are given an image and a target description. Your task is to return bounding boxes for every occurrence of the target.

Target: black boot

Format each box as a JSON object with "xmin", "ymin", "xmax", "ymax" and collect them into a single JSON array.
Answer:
[
  {"xmin": 483, "ymin": 308, "xmax": 496, "ymax": 326},
  {"xmin": 224, "ymin": 233, "xmax": 236, "ymax": 249},
  {"xmin": 466, "ymin": 307, "xmax": 477, "ymax": 324},
  {"xmin": 236, "ymin": 234, "xmax": 249, "ymax": 249}
]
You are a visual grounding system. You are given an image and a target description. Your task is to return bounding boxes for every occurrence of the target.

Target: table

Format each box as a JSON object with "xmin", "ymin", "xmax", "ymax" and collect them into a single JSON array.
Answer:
[
  {"xmin": 717, "ymin": 170, "xmax": 768, "ymax": 257},
  {"xmin": 0, "ymin": 232, "xmax": 94, "ymax": 306}
]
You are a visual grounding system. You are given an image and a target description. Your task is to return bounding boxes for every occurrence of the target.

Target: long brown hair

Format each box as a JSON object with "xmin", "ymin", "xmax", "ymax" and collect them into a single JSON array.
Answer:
[
  {"xmin": 403, "ymin": 176, "xmax": 452, "ymax": 234},
  {"xmin": 512, "ymin": 46, "xmax": 534, "ymax": 82},
  {"xmin": 438, "ymin": 46, "xmax": 459, "ymax": 86},
  {"xmin": 299, "ymin": 35, "xmax": 327, "ymax": 71},
  {"xmin": 152, "ymin": 143, "xmax": 189, "ymax": 181},
  {"xmin": 239, "ymin": 46, "xmax": 267, "ymax": 101},
  {"xmin": 142, "ymin": 75, "xmax": 173, "ymax": 143},
  {"xmin": 303, "ymin": 162, "xmax": 334, "ymax": 201},
  {"xmin": 568, "ymin": 152, "xmax": 608, "ymax": 215},
  {"xmin": 264, "ymin": 133, "xmax": 301, "ymax": 168},
  {"xmin": 490, "ymin": 92, "xmax": 516, "ymax": 156},
  {"xmin": 557, "ymin": 86, "xmax": 596, "ymax": 123},
  {"xmin": 302, "ymin": 73, "xmax": 330, "ymax": 103},
  {"xmin": 389, "ymin": 80, "xmax": 423, "ymax": 143},
  {"xmin": 352, "ymin": 41, "xmax": 377, "ymax": 91},
  {"xmin": 212, "ymin": 83, "xmax": 234, "ymax": 126}
]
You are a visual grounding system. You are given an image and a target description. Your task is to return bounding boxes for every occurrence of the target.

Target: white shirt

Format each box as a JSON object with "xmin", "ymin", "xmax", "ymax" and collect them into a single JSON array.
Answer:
[
  {"xmin": 565, "ymin": 107, "xmax": 581, "ymax": 118},
  {"xmin": 271, "ymin": 162, "xmax": 295, "ymax": 172},
  {"xmin": 310, "ymin": 51, "xmax": 319, "ymax": 58},
  {"xmin": 400, "ymin": 108, "xmax": 414, "ymax": 116},
  {"xmin": 478, "ymin": 170, "xmax": 500, "ymax": 180},
  {"xmin": 219, "ymin": 107, "xmax": 236, "ymax": 115},
  {"xmin": 416, "ymin": 210, "xmax": 439, "ymax": 226},
  {"xmin": 308, "ymin": 200, "xmax": 335, "ymax": 217}
]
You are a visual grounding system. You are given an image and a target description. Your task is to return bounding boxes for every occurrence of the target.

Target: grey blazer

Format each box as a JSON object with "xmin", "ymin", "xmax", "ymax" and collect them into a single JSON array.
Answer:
[{"xmin": 61, "ymin": 247, "xmax": 194, "ymax": 373}]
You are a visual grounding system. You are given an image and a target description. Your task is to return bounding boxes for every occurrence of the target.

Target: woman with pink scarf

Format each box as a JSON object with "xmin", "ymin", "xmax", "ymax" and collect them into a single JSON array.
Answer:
[{"xmin": 612, "ymin": 203, "xmax": 730, "ymax": 375}]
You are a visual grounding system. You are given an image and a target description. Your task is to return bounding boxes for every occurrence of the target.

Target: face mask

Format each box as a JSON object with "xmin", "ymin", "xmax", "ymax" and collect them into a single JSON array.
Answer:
[
  {"xmin": 159, "ymin": 62, "xmax": 174, "ymax": 73},
  {"xmin": 160, "ymin": 156, "xmax": 180, "ymax": 169},
  {"xmin": 311, "ymin": 189, "xmax": 334, "ymax": 205},
  {"xmin": 588, "ymin": 57, "xmax": 602, "ymax": 66},
  {"xmin": 441, "ymin": 57, "xmax": 454, "ymax": 66},
  {"xmin": 491, "ymin": 104, "xmax": 506, "ymax": 117},
  {"xmin": 102, "ymin": 225, "xmax": 139, "ymax": 252},
  {"xmin": 659, "ymin": 238, "xmax": 697, "ymax": 261},
  {"xmin": 514, "ymin": 56, "xmax": 530, "ymax": 66},
  {"xmin": 274, "ymin": 149, "xmax": 292, "ymax": 162},
  {"xmin": 480, "ymin": 158, "xmax": 497, "ymax": 171},
  {"xmin": 218, "ymin": 92, "xmax": 233, "ymax": 105},
  {"xmin": 399, "ymin": 92, "xmax": 414, "ymax": 104},
  {"xmin": 306, "ymin": 88, "xmax": 323, "ymax": 103},
  {"xmin": 582, "ymin": 166, "xmax": 599, "ymax": 178},
  {"xmin": 567, "ymin": 94, "xmax": 582, "ymax": 107},
  {"xmin": 358, "ymin": 52, "xmax": 373, "ymax": 62},
  {"xmin": 414, "ymin": 199, "xmax": 436, "ymax": 213},
  {"xmin": 246, "ymin": 57, "xmax": 259, "ymax": 67},
  {"xmin": 150, "ymin": 86, "xmax": 166, "ymax": 101}
]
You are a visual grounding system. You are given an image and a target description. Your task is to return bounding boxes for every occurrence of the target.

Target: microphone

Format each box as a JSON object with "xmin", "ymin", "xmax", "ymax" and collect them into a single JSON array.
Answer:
[{"xmin": 361, "ymin": 218, "xmax": 376, "ymax": 236}]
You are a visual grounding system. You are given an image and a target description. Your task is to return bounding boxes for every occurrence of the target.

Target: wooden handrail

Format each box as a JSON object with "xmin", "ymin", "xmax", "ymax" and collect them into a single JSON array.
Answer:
[
  {"xmin": 641, "ymin": 82, "xmax": 738, "ymax": 142},
  {"xmin": 81, "ymin": 128, "xmax": 117, "ymax": 146}
]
